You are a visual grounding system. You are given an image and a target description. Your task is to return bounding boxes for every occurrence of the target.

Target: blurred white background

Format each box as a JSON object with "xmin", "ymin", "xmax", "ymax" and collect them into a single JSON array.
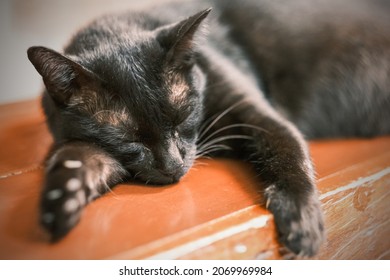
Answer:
[{"xmin": 0, "ymin": 0, "xmax": 176, "ymax": 104}]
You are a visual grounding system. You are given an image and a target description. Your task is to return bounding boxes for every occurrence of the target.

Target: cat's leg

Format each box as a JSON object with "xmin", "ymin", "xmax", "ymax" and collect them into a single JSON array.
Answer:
[
  {"xmin": 202, "ymin": 96, "xmax": 325, "ymax": 256},
  {"xmin": 237, "ymin": 103, "xmax": 324, "ymax": 257},
  {"xmin": 40, "ymin": 141, "xmax": 126, "ymax": 241}
]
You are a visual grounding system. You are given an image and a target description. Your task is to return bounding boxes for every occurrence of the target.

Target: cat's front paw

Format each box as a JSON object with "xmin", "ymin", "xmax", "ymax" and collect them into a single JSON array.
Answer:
[
  {"xmin": 279, "ymin": 201, "xmax": 324, "ymax": 257},
  {"xmin": 266, "ymin": 185, "xmax": 325, "ymax": 257},
  {"xmin": 40, "ymin": 160, "xmax": 90, "ymax": 241}
]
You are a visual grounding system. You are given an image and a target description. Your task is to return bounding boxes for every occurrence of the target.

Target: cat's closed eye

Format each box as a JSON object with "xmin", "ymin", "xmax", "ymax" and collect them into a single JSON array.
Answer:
[
  {"xmin": 138, "ymin": 131, "xmax": 154, "ymax": 143},
  {"xmin": 178, "ymin": 124, "xmax": 197, "ymax": 140},
  {"xmin": 119, "ymin": 142, "xmax": 147, "ymax": 163}
]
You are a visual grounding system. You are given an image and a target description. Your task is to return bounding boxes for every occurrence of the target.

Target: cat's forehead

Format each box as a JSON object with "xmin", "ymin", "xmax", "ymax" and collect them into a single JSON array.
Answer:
[
  {"xmin": 93, "ymin": 107, "xmax": 131, "ymax": 127},
  {"xmin": 69, "ymin": 91, "xmax": 133, "ymax": 127},
  {"xmin": 166, "ymin": 72, "xmax": 191, "ymax": 107},
  {"xmin": 95, "ymin": 52, "xmax": 192, "ymax": 109},
  {"xmin": 74, "ymin": 42, "xmax": 196, "ymax": 128}
]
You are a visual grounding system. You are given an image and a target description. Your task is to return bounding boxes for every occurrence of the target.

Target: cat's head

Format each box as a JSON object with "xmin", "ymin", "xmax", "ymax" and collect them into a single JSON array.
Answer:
[{"xmin": 27, "ymin": 9, "xmax": 211, "ymax": 184}]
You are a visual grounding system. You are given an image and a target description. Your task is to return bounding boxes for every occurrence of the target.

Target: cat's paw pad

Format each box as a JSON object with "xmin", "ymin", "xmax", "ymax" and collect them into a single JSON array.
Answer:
[{"xmin": 40, "ymin": 161, "xmax": 89, "ymax": 241}]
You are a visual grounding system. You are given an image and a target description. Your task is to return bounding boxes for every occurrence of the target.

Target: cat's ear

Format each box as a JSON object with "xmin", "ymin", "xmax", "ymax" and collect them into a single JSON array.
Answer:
[
  {"xmin": 27, "ymin": 46, "xmax": 97, "ymax": 105},
  {"xmin": 157, "ymin": 8, "xmax": 211, "ymax": 66}
]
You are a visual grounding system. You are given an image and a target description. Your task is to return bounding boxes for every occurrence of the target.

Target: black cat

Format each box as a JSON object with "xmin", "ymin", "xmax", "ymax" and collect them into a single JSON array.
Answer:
[{"xmin": 27, "ymin": 0, "xmax": 390, "ymax": 257}]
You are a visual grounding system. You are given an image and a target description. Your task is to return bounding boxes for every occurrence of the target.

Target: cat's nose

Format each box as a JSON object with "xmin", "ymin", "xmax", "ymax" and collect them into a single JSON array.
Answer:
[{"xmin": 158, "ymin": 140, "xmax": 186, "ymax": 181}]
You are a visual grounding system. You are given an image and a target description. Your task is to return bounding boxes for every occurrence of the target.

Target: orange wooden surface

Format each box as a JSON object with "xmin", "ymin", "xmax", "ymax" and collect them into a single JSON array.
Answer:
[{"xmin": 0, "ymin": 99, "xmax": 389, "ymax": 259}]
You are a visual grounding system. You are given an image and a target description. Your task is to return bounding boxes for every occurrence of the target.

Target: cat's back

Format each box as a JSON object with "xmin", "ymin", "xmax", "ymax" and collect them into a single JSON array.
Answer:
[
  {"xmin": 214, "ymin": 0, "xmax": 390, "ymax": 138},
  {"xmin": 213, "ymin": 0, "xmax": 390, "ymax": 80}
]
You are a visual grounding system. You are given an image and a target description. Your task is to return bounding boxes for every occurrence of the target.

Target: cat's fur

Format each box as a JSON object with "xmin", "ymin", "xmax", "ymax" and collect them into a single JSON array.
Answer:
[{"xmin": 27, "ymin": 0, "xmax": 390, "ymax": 257}]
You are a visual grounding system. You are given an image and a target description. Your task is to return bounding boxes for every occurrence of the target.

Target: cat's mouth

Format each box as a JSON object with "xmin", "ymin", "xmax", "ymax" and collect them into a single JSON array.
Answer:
[
  {"xmin": 153, "ymin": 171, "xmax": 184, "ymax": 185},
  {"xmin": 133, "ymin": 167, "xmax": 189, "ymax": 185}
]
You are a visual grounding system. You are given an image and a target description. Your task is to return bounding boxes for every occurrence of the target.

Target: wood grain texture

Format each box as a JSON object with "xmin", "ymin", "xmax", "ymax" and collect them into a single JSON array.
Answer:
[{"xmin": 0, "ymin": 99, "xmax": 389, "ymax": 259}]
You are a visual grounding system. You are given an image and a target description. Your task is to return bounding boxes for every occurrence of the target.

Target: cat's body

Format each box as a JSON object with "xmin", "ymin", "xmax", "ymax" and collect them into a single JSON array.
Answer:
[{"xmin": 28, "ymin": 0, "xmax": 390, "ymax": 257}]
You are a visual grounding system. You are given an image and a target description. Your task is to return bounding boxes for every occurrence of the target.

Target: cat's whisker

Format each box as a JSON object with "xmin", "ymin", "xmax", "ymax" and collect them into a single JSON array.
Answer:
[
  {"xmin": 197, "ymin": 147, "xmax": 232, "ymax": 157},
  {"xmin": 190, "ymin": 160, "xmax": 211, "ymax": 171},
  {"xmin": 198, "ymin": 100, "xmax": 245, "ymax": 140},
  {"xmin": 197, "ymin": 143, "xmax": 231, "ymax": 153},
  {"xmin": 197, "ymin": 123, "xmax": 269, "ymax": 147},
  {"xmin": 193, "ymin": 160, "xmax": 209, "ymax": 167},
  {"xmin": 195, "ymin": 155, "xmax": 213, "ymax": 160},
  {"xmin": 198, "ymin": 135, "xmax": 254, "ymax": 152},
  {"xmin": 199, "ymin": 145, "xmax": 231, "ymax": 153},
  {"xmin": 100, "ymin": 182, "xmax": 120, "ymax": 200},
  {"xmin": 196, "ymin": 144, "xmax": 231, "ymax": 157},
  {"xmin": 133, "ymin": 171, "xmax": 142, "ymax": 180}
]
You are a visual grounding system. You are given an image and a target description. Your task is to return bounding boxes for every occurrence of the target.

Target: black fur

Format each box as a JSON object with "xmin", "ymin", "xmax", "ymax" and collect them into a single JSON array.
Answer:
[{"xmin": 27, "ymin": 0, "xmax": 390, "ymax": 257}]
